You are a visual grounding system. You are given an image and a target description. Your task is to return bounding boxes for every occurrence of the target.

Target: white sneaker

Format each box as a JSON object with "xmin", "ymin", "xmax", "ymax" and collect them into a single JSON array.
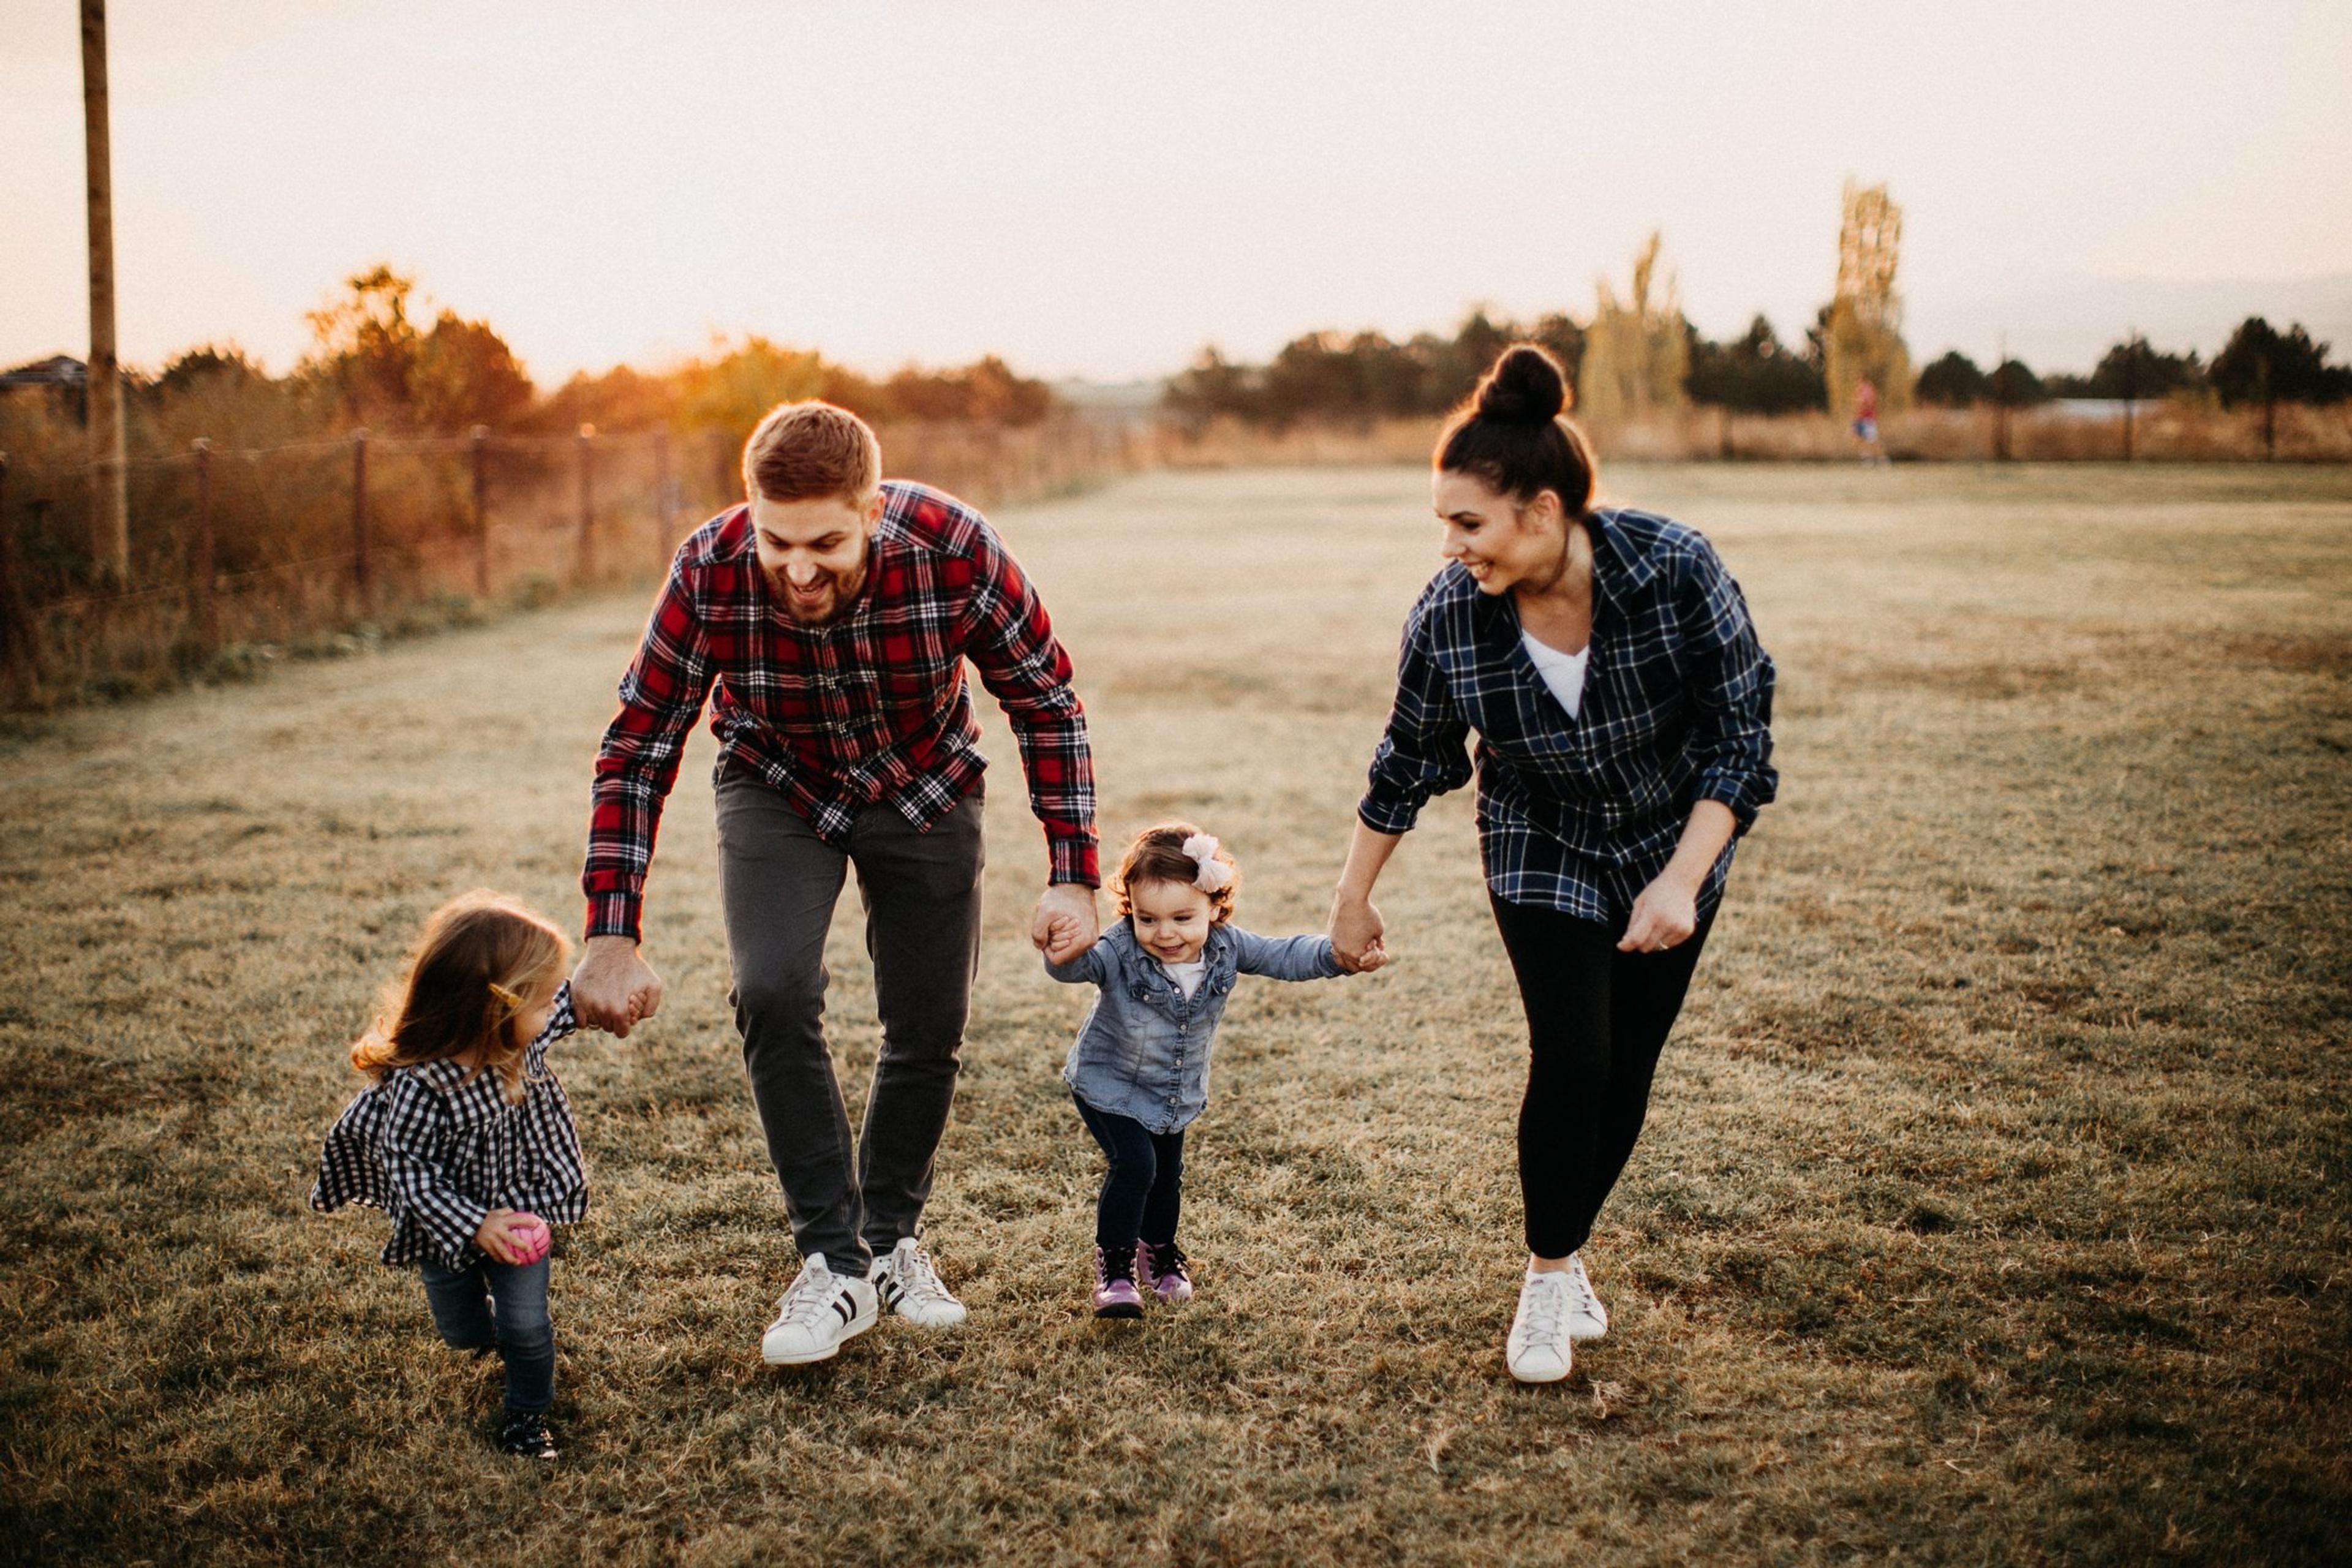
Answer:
[
  {"xmin": 869, "ymin": 1237, "xmax": 968, "ymax": 1328},
  {"xmin": 760, "ymin": 1254, "xmax": 878, "ymax": 1366},
  {"xmin": 1507, "ymin": 1270, "xmax": 1575, "ymax": 1384},
  {"xmin": 1565, "ymin": 1253, "xmax": 1610, "ymax": 1341}
]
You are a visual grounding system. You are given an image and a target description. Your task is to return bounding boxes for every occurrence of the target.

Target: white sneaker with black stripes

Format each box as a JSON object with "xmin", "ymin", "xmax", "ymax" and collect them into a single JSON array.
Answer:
[
  {"xmin": 760, "ymin": 1253, "xmax": 878, "ymax": 1366},
  {"xmin": 870, "ymin": 1237, "xmax": 968, "ymax": 1328}
]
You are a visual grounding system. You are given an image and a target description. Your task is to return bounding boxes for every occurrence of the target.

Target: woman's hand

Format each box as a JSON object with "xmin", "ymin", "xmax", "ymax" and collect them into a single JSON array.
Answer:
[
  {"xmin": 1330, "ymin": 893, "xmax": 1387, "ymax": 972},
  {"xmin": 1618, "ymin": 872, "xmax": 1699, "ymax": 954}
]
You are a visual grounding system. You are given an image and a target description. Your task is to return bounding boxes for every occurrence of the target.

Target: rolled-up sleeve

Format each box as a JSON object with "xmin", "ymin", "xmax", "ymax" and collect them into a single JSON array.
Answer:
[
  {"xmin": 1677, "ymin": 538, "xmax": 1777, "ymax": 832},
  {"xmin": 1358, "ymin": 597, "xmax": 1473, "ymax": 835}
]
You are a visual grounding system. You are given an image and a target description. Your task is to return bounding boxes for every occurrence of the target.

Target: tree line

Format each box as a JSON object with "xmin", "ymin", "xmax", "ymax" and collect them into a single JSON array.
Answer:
[
  {"xmin": 1167, "ymin": 309, "xmax": 2352, "ymax": 429},
  {"xmin": 36, "ymin": 265, "xmax": 1063, "ymax": 448}
]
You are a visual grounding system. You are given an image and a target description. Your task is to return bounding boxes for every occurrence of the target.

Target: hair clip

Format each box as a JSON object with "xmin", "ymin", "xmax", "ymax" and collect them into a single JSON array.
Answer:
[
  {"xmin": 1181, "ymin": 833, "xmax": 1234, "ymax": 894},
  {"xmin": 488, "ymin": 981, "xmax": 523, "ymax": 1009}
]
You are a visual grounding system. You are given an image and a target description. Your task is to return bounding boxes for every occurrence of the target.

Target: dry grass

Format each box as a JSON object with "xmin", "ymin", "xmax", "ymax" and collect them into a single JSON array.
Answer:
[{"xmin": 1, "ymin": 463, "xmax": 2347, "ymax": 1566}]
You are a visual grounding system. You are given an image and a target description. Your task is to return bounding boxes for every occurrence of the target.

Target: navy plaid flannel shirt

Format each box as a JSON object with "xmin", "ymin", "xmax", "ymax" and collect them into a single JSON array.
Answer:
[
  {"xmin": 583, "ymin": 481, "xmax": 1098, "ymax": 940},
  {"xmin": 1359, "ymin": 507, "xmax": 1776, "ymax": 922},
  {"xmin": 311, "ymin": 984, "xmax": 587, "ymax": 1272}
]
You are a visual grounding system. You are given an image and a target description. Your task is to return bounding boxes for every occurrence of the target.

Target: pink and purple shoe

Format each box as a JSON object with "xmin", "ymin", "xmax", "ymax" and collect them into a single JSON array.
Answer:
[
  {"xmin": 1091, "ymin": 1248, "xmax": 1143, "ymax": 1319},
  {"xmin": 1134, "ymin": 1240, "xmax": 1193, "ymax": 1305}
]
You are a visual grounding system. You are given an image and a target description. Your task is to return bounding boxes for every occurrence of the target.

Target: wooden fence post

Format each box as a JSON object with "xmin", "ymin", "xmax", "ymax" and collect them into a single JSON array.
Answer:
[
  {"xmin": 575, "ymin": 424, "xmax": 597, "ymax": 584},
  {"xmin": 351, "ymin": 428, "xmax": 372, "ymax": 615},
  {"xmin": 192, "ymin": 438, "xmax": 216, "ymax": 650},
  {"xmin": 471, "ymin": 424, "xmax": 490, "ymax": 600}
]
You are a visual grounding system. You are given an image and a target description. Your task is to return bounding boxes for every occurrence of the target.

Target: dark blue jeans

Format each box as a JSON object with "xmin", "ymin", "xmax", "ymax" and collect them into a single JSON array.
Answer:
[
  {"xmin": 1073, "ymin": 1093, "xmax": 1186, "ymax": 1262},
  {"xmin": 420, "ymin": 1255, "xmax": 554, "ymax": 1415}
]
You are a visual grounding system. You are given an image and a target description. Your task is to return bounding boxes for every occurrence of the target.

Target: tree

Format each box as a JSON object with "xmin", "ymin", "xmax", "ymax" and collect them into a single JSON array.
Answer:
[
  {"xmin": 1579, "ymin": 233, "xmax": 1689, "ymax": 423},
  {"xmin": 1686, "ymin": 315, "xmax": 1826, "ymax": 414},
  {"xmin": 1822, "ymin": 180, "xmax": 1914, "ymax": 418},
  {"xmin": 1164, "ymin": 346, "xmax": 1261, "ymax": 429},
  {"xmin": 1915, "ymin": 350, "xmax": 1991, "ymax": 407},
  {"xmin": 1988, "ymin": 358, "xmax": 2047, "ymax": 407},
  {"xmin": 302, "ymin": 265, "xmax": 423, "ymax": 423},
  {"xmin": 2086, "ymin": 334, "xmax": 2203, "ymax": 401},
  {"xmin": 410, "ymin": 311, "xmax": 533, "ymax": 431},
  {"xmin": 2209, "ymin": 317, "xmax": 2352, "ymax": 407}
]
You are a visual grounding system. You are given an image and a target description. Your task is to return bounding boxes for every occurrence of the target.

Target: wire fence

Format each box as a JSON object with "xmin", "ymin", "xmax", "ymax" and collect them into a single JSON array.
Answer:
[{"xmin": 0, "ymin": 417, "xmax": 1153, "ymax": 709}]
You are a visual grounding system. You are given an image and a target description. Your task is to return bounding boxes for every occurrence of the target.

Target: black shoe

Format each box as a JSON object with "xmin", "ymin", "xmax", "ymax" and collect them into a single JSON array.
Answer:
[{"xmin": 498, "ymin": 1411, "xmax": 557, "ymax": 1461}]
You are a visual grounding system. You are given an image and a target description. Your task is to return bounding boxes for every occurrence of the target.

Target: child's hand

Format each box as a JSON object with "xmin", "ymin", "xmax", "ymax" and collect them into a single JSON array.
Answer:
[
  {"xmin": 1351, "ymin": 939, "xmax": 1390, "ymax": 973},
  {"xmin": 475, "ymin": 1208, "xmax": 540, "ymax": 1266}
]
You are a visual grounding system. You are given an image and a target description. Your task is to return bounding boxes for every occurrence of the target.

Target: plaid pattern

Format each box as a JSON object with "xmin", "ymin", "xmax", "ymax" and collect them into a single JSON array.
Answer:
[
  {"xmin": 310, "ymin": 984, "xmax": 587, "ymax": 1272},
  {"xmin": 584, "ymin": 480, "xmax": 1096, "ymax": 940},
  {"xmin": 1360, "ymin": 508, "xmax": 1776, "ymax": 922}
]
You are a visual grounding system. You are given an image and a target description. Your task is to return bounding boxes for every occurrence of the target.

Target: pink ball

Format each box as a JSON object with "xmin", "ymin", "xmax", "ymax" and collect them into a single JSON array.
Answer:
[{"xmin": 509, "ymin": 1215, "xmax": 551, "ymax": 1265}]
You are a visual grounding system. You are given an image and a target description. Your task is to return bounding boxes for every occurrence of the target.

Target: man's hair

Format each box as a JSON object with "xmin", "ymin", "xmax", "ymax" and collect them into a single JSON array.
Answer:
[{"xmin": 741, "ymin": 401, "xmax": 881, "ymax": 503}]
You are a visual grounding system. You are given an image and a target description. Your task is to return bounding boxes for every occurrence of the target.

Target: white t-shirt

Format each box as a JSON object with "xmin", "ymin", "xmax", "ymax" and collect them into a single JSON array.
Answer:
[
  {"xmin": 1521, "ymin": 630, "xmax": 1590, "ymax": 718},
  {"xmin": 1161, "ymin": 957, "xmax": 1208, "ymax": 998}
]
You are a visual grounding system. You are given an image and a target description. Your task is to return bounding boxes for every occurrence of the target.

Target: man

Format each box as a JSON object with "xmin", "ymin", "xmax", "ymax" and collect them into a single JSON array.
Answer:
[{"xmin": 571, "ymin": 400, "xmax": 1100, "ymax": 1365}]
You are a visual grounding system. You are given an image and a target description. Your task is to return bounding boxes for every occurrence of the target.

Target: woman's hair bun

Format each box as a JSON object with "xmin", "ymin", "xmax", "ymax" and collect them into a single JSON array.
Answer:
[{"xmin": 1474, "ymin": 344, "xmax": 1567, "ymax": 426}]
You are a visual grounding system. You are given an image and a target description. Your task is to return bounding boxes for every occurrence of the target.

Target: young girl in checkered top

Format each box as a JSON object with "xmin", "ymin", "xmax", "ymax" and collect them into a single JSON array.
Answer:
[
  {"xmin": 1045, "ymin": 824, "xmax": 1384, "ymax": 1317},
  {"xmin": 311, "ymin": 891, "xmax": 597, "ymax": 1461}
]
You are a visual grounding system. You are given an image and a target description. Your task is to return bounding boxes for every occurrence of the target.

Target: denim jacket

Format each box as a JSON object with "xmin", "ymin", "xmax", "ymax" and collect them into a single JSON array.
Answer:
[{"xmin": 1047, "ymin": 918, "xmax": 1345, "ymax": 1134}]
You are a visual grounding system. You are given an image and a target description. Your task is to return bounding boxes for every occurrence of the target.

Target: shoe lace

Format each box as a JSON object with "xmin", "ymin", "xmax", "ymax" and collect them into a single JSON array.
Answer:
[
  {"xmin": 1148, "ymin": 1241, "xmax": 1188, "ymax": 1278},
  {"xmin": 1099, "ymin": 1247, "xmax": 1136, "ymax": 1284},
  {"xmin": 1519, "ymin": 1276, "xmax": 1569, "ymax": 1343},
  {"xmin": 894, "ymin": 1243, "xmax": 948, "ymax": 1299},
  {"xmin": 775, "ymin": 1264, "xmax": 839, "ymax": 1327}
]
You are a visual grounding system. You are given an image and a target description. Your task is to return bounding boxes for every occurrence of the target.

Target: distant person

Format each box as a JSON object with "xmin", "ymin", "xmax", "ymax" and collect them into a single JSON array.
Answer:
[
  {"xmin": 1327, "ymin": 344, "xmax": 1776, "ymax": 1384},
  {"xmin": 1044, "ymin": 824, "xmax": 1379, "ymax": 1317},
  {"xmin": 310, "ymin": 891, "xmax": 602, "ymax": 1461},
  {"xmin": 1853, "ymin": 376, "xmax": 1883, "ymax": 462},
  {"xmin": 571, "ymin": 401, "xmax": 1101, "ymax": 1366}
]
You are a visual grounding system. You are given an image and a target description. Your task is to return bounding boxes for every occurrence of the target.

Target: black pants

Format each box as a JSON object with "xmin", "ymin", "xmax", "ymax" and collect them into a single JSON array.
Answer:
[
  {"xmin": 1490, "ymin": 894, "xmax": 1714, "ymax": 1261},
  {"xmin": 1072, "ymin": 1093, "xmax": 1186, "ymax": 1262},
  {"xmin": 715, "ymin": 769, "xmax": 985, "ymax": 1277}
]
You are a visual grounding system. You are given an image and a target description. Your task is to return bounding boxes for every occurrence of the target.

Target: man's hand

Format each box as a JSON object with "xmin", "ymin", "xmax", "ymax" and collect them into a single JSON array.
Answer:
[
  {"xmin": 1031, "ymin": 883, "xmax": 1100, "ymax": 965},
  {"xmin": 1330, "ymin": 892, "xmax": 1387, "ymax": 972},
  {"xmin": 573, "ymin": 935, "xmax": 663, "ymax": 1039}
]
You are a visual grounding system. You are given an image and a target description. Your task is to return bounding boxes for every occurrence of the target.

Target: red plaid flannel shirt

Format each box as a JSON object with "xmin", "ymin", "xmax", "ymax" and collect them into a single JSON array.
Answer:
[{"xmin": 583, "ymin": 481, "xmax": 1097, "ymax": 940}]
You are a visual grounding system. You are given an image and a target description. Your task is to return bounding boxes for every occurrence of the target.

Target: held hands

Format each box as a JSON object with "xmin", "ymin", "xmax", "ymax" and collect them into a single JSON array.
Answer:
[
  {"xmin": 1619, "ymin": 870, "xmax": 1700, "ymax": 954},
  {"xmin": 1031, "ymin": 883, "xmax": 1101, "ymax": 965},
  {"xmin": 572, "ymin": 935, "xmax": 663, "ymax": 1039},
  {"xmin": 1329, "ymin": 892, "xmax": 1389, "ymax": 973},
  {"xmin": 475, "ymin": 1208, "xmax": 549, "ymax": 1266}
]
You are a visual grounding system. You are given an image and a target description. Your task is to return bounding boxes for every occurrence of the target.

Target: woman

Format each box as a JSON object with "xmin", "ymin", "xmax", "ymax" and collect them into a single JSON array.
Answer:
[{"xmin": 1329, "ymin": 344, "xmax": 1776, "ymax": 1384}]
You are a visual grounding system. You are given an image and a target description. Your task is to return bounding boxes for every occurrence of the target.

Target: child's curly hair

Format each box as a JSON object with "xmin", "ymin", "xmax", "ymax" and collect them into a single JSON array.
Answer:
[
  {"xmin": 1112, "ymin": 822, "xmax": 1240, "ymax": 924},
  {"xmin": 352, "ymin": 890, "xmax": 570, "ymax": 1102}
]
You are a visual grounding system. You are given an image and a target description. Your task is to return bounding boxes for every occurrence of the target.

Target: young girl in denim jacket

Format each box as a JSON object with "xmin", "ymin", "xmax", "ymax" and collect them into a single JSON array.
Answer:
[
  {"xmin": 1045, "ymin": 824, "xmax": 1382, "ymax": 1317},
  {"xmin": 311, "ymin": 891, "xmax": 595, "ymax": 1460}
]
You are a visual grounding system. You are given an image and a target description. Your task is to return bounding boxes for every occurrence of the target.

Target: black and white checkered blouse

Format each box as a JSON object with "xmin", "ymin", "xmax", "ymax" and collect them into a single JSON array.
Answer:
[{"xmin": 310, "ymin": 983, "xmax": 587, "ymax": 1271}]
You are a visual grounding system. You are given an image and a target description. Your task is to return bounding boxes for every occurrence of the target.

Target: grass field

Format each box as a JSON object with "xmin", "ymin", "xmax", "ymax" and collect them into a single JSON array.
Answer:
[{"xmin": 1, "ymin": 462, "xmax": 2346, "ymax": 1566}]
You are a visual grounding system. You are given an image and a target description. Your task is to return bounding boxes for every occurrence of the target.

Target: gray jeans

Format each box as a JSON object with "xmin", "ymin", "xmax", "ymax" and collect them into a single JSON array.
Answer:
[{"xmin": 715, "ymin": 767, "xmax": 985, "ymax": 1277}]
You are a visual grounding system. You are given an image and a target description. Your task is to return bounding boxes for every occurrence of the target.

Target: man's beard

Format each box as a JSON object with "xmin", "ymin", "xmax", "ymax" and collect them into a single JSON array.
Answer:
[{"xmin": 766, "ymin": 561, "xmax": 867, "ymax": 625}]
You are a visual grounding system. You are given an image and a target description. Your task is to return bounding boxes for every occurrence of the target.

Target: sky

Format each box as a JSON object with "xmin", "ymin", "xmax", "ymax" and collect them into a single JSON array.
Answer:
[{"xmin": 3, "ymin": 0, "xmax": 2348, "ymax": 386}]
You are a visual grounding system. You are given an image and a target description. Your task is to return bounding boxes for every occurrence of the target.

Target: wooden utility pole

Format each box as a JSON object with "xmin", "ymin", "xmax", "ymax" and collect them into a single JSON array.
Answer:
[{"xmin": 81, "ymin": 0, "xmax": 129, "ymax": 582}]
